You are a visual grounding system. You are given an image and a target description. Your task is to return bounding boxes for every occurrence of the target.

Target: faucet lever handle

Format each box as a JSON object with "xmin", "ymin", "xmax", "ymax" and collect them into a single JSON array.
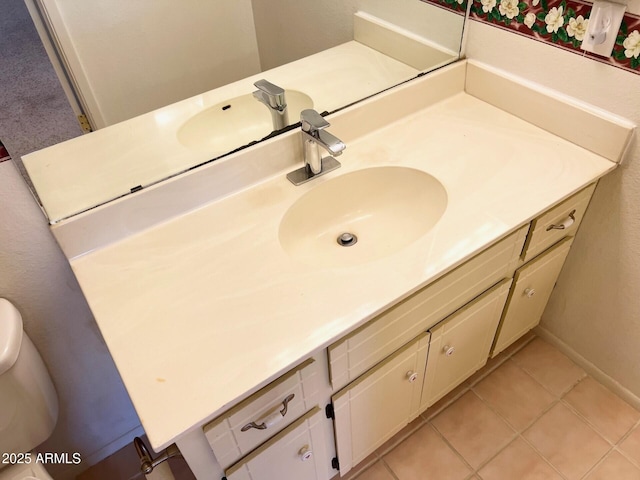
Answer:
[
  {"xmin": 301, "ymin": 109, "xmax": 329, "ymax": 133},
  {"xmin": 253, "ymin": 79, "xmax": 285, "ymax": 97}
]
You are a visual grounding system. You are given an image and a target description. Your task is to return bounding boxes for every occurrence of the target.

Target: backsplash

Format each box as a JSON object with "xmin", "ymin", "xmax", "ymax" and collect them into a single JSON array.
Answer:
[{"xmin": 421, "ymin": 0, "xmax": 640, "ymax": 74}]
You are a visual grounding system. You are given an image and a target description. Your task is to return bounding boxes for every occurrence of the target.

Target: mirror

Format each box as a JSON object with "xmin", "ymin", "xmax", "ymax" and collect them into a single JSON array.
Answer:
[{"xmin": 23, "ymin": 0, "xmax": 467, "ymax": 222}]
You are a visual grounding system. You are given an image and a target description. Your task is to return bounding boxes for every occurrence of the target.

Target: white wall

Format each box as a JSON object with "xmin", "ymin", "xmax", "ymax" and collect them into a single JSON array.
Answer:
[
  {"xmin": 465, "ymin": 20, "xmax": 640, "ymax": 397},
  {"xmin": 251, "ymin": 0, "xmax": 464, "ymax": 70},
  {"xmin": 41, "ymin": 0, "xmax": 262, "ymax": 127}
]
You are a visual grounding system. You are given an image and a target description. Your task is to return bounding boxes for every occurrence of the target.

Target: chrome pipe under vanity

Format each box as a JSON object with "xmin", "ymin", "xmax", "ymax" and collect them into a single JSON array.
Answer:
[
  {"xmin": 287, "ymin": 109, "xmax": 346, "ymax": 185},
  {"xmin": 253, "ymin": 79, "xmax": 289, "ymax": 131}
]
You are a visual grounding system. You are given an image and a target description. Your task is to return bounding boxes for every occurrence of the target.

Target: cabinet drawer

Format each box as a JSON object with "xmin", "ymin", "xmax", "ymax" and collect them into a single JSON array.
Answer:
[
  {"xmin": 492, "ymin": 237, "xmax": 574, "ymax": 356},
  {"xmin": 521, "ymin": 183, "xmax": 595, "ymax": 263},
  {"xmin": 420, "ymin": 279, "xmax": 512, "ymax": 411},
  {"xmin": 328, "ymin": 225, "xmax": 527, "ymax": 390},
  {"xmin": 332, "ymin": 333, "xmax": 430, "ymax": 476},
  {"xmin": 225, "ymin": 406, "xmax": 328, "ymax": 480},
  {"xmin": 204, "ymin": 358, "xmax": 320, "ymax": 469}
]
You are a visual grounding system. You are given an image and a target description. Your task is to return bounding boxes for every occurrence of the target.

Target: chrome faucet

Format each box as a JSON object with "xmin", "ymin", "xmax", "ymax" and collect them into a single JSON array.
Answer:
[
  {"xmin": 287, "ymin": 109, "xmax": 345, "ymax": 185},
  {"xmin": 253, "ymin": 79, "xmax": 289, "ymax": 131}
]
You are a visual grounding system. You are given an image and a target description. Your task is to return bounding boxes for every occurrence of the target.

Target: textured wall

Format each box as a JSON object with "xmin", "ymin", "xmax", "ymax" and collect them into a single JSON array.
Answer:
[
  {"xmin": 1, "ymin": 0, "xmax": 143, "ymax": 478},
  {"xmin": 0, "ymin": 162, "xmax": 143, "ymax": 479},
  {"xmin": 466, "ymin": 20, "xmax": 640, "ymax": 397}
]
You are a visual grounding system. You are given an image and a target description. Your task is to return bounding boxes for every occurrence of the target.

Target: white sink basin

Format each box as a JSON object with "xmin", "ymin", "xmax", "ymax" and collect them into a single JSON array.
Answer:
[
  {"xmin": 279, "ymin": 166, "xmax": 448, "ymax": 267},
  {"xmin": 177, "ymin": 91, "xmax": 313, "ymax": 154}
]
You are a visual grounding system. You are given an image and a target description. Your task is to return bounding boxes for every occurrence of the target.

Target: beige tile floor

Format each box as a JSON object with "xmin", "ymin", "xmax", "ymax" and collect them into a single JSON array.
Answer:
[
  {"xmin": 341, "ymin": 336, "xmax": 640, "ymax": 480},
  {"xmin": 81, "ymin": 335, "xmax": 640, "ymax": 480}
]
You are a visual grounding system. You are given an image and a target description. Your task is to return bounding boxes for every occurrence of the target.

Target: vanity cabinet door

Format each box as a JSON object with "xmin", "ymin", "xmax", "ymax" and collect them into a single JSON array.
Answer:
[
  {"xmin": 224, "ymin": 407, "xmax": 328, "ymax": 480},
  {"xmin": 421, "ymin": 279, "xmax": 512, "ymax": 411},
  {"xmin": 492, "ymin": 237, "xmax": 574, "ymax": 356},
  {"xmin": 332, "ymin": 333, "xmax": 430, "ymax": 476}
]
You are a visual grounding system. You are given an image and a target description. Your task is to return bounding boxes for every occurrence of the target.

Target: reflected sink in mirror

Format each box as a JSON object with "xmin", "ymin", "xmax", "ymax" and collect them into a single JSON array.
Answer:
[
  {"xmin": 177, "ymin": 91, "xmax": 313, "ymax": 154},
  {"xmin": 279, "ymin": 167, "xmax": 448, "ymax": 267}
]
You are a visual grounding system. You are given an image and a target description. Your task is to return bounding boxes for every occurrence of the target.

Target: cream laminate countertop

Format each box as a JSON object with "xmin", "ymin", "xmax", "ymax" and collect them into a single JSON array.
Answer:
[{"xmin": 66, "ymin": 64, "xmax": 627, "ymax": 450}]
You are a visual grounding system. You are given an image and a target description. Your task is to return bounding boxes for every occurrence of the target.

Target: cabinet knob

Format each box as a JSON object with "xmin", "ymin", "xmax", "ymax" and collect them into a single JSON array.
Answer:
[
  {"xmin": 298, "ymin": 446, "xmax": 313, "ymax": 462},
  {"xmin": 406, "ymin": 371, "xmax": 419, "ymax": 383},
  {"xmin": 524, "ymin": 288, "xmax": 536, "ymax": 298},
  {"xmin": 443, "ymin": 345, "xmax": 455, "ymax": 356}
]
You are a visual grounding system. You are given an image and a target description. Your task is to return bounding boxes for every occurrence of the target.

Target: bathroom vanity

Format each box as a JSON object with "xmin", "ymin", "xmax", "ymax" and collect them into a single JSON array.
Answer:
[{"xmin": 23, "ymin": 60, "xmax": 633, "ymax": 480}]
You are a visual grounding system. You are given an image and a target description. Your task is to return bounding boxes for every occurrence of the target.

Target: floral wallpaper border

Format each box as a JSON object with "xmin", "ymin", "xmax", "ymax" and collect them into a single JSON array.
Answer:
[{"xmin": 420, "ymin": 0, "xmax": 640, "ymax": 74}]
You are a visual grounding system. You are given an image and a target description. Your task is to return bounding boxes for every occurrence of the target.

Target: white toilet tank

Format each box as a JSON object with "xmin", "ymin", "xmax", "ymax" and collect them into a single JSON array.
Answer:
[{"xmin": 0, "ymin": 298, "xmax": 58, "ymax": 456}]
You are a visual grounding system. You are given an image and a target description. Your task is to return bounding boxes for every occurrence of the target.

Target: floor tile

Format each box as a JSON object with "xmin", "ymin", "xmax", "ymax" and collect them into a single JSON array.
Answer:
[
  {"xmin": 619, "ymin": 424, "xmax": 640, "ymax": 466},
  {"xmin": 421, "ymin": 382, "xmax": 469, "ymax": 421},
  {"xmin": 478, "ymin": 437, "xmax": 563, "ymax": 480},
  {"xmin": 375, "ymin": 415, "xmax": 424, "ymax": 456},
  {"xmin": 466, "ymin": 331, "xmax": 536, "ymax": 387},
  {"xmin": 523, "ymin": 403, "xmax": 610, "ymax": 480},
  {"xmin": 512, "ymin": 338, "xmax": 586, "ymax": 396},
  {"xmin": 354, "ymin": 461, "xmax": 395, "ymax": 480},
  {"xmin": 584, "ymin": 451, "xmax": 640, "ymax": 479},
  {"xmin": 564, "ymin": 376, "xmax": 640, "ymax": 443},
  {"xmin": 473, "ymin": 359, "xmax": 556, "ymax": 431},
  {"xmin": 339, "ymin": 453, "xmax": 378, "ymax": 480},
  {"xmin": 431, "ymin": 391, "xmax": 515, "ymax": 469},
  {"xmin": 383, "ymin": 424, "xmax": 472, "ymax": 480}
]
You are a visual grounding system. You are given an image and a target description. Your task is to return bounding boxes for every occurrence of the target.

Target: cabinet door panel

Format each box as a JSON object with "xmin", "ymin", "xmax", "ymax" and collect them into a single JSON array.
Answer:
[
  {"xmin": 492, "ymin": 237, "xmax": 574, "ymax": 356},
  {"xmin": 421, "ymin": 279, "xmax": 512, "ymax": 411},
  {"xmin": 332, "ymin": 333, "xmax": 430, "ymax": 476},
  {"xmin": 225, "ymin": 407, "xmax": 328, "ymax": 480}
]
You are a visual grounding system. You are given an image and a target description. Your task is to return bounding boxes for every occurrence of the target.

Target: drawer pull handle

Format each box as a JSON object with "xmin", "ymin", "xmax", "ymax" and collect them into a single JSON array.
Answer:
[
  {"xmin": 406, "ymin": 371, "xmax": 419, "ymax": 383},
  {"xmin": 524, "ymin": 288, "xmax": 536, "ymax": 298},
  {"xmin": 546, "ymin": 210, "xmax": 576, "ymax": 231},
  {"xmin": 443, "ymin": 345, "xmax": 455, "ymax": 356},
  {"xmin": 240, "ymin": 393, "xmax": 295, "ymax": 432}
]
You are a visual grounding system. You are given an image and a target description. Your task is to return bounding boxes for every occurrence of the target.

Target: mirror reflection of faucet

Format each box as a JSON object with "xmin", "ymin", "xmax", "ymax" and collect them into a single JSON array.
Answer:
[
  {"xmin": 253, "ymin": 79, "xmax": 289, "ymax": 131},
  {"xmin": 287, "ymin": 109, "xmax": 346, "ymax": 185}
]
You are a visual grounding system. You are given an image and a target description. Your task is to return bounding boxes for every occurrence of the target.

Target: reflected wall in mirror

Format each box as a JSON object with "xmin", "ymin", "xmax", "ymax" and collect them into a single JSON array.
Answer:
[{"xmin": 23, "ymin": 0, "xmax": 468, "ymax": 223}]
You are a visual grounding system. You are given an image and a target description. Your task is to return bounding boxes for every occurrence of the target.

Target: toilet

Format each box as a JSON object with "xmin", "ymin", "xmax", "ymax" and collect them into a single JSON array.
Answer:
[{"xmin": 0, "ymin": 298, "xmax": 58, "ymax": 480}]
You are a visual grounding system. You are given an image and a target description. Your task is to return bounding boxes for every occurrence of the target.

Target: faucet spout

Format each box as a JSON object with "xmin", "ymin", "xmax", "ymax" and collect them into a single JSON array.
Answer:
[
  {"xmin": 286, "ymin": 109, "xmax": 345, "ymax": 185},
  {"xmin": 302, "ymin": 129, "xmax": 345, "ymax": 174},
  {"xmin": 253, "ymin": 79, "xmax": 289, "ymax": 131}
]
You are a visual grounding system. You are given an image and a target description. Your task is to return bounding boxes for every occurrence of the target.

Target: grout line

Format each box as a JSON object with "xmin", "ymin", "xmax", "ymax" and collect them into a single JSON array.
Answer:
[
  {"xmin": 559, "ymin": 395, "xmax": 617, "ymax": 446},
  {"xmin": 516, "ymin": 432, "xmax": 571, "ymax": 480},
  {"xmin": 379, "ymin": 458, "xmax": 400, "ymax": 480},
  {"xmin": 577, "ymin": 444, "xmax": 617, "ymax": 480},
  {"xmin": 612, "ymin": 417, "xmax": 640, "ymax": 470},
  {"xmin": 427, "ymin": 420, "xmax": 477, "ymax": 475}
]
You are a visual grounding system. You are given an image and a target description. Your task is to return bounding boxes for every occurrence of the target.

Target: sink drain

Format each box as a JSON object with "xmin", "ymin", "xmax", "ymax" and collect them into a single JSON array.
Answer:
[{"xmin": 337, "ymin": 232, "xmax": 358, "ymax": 247}]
